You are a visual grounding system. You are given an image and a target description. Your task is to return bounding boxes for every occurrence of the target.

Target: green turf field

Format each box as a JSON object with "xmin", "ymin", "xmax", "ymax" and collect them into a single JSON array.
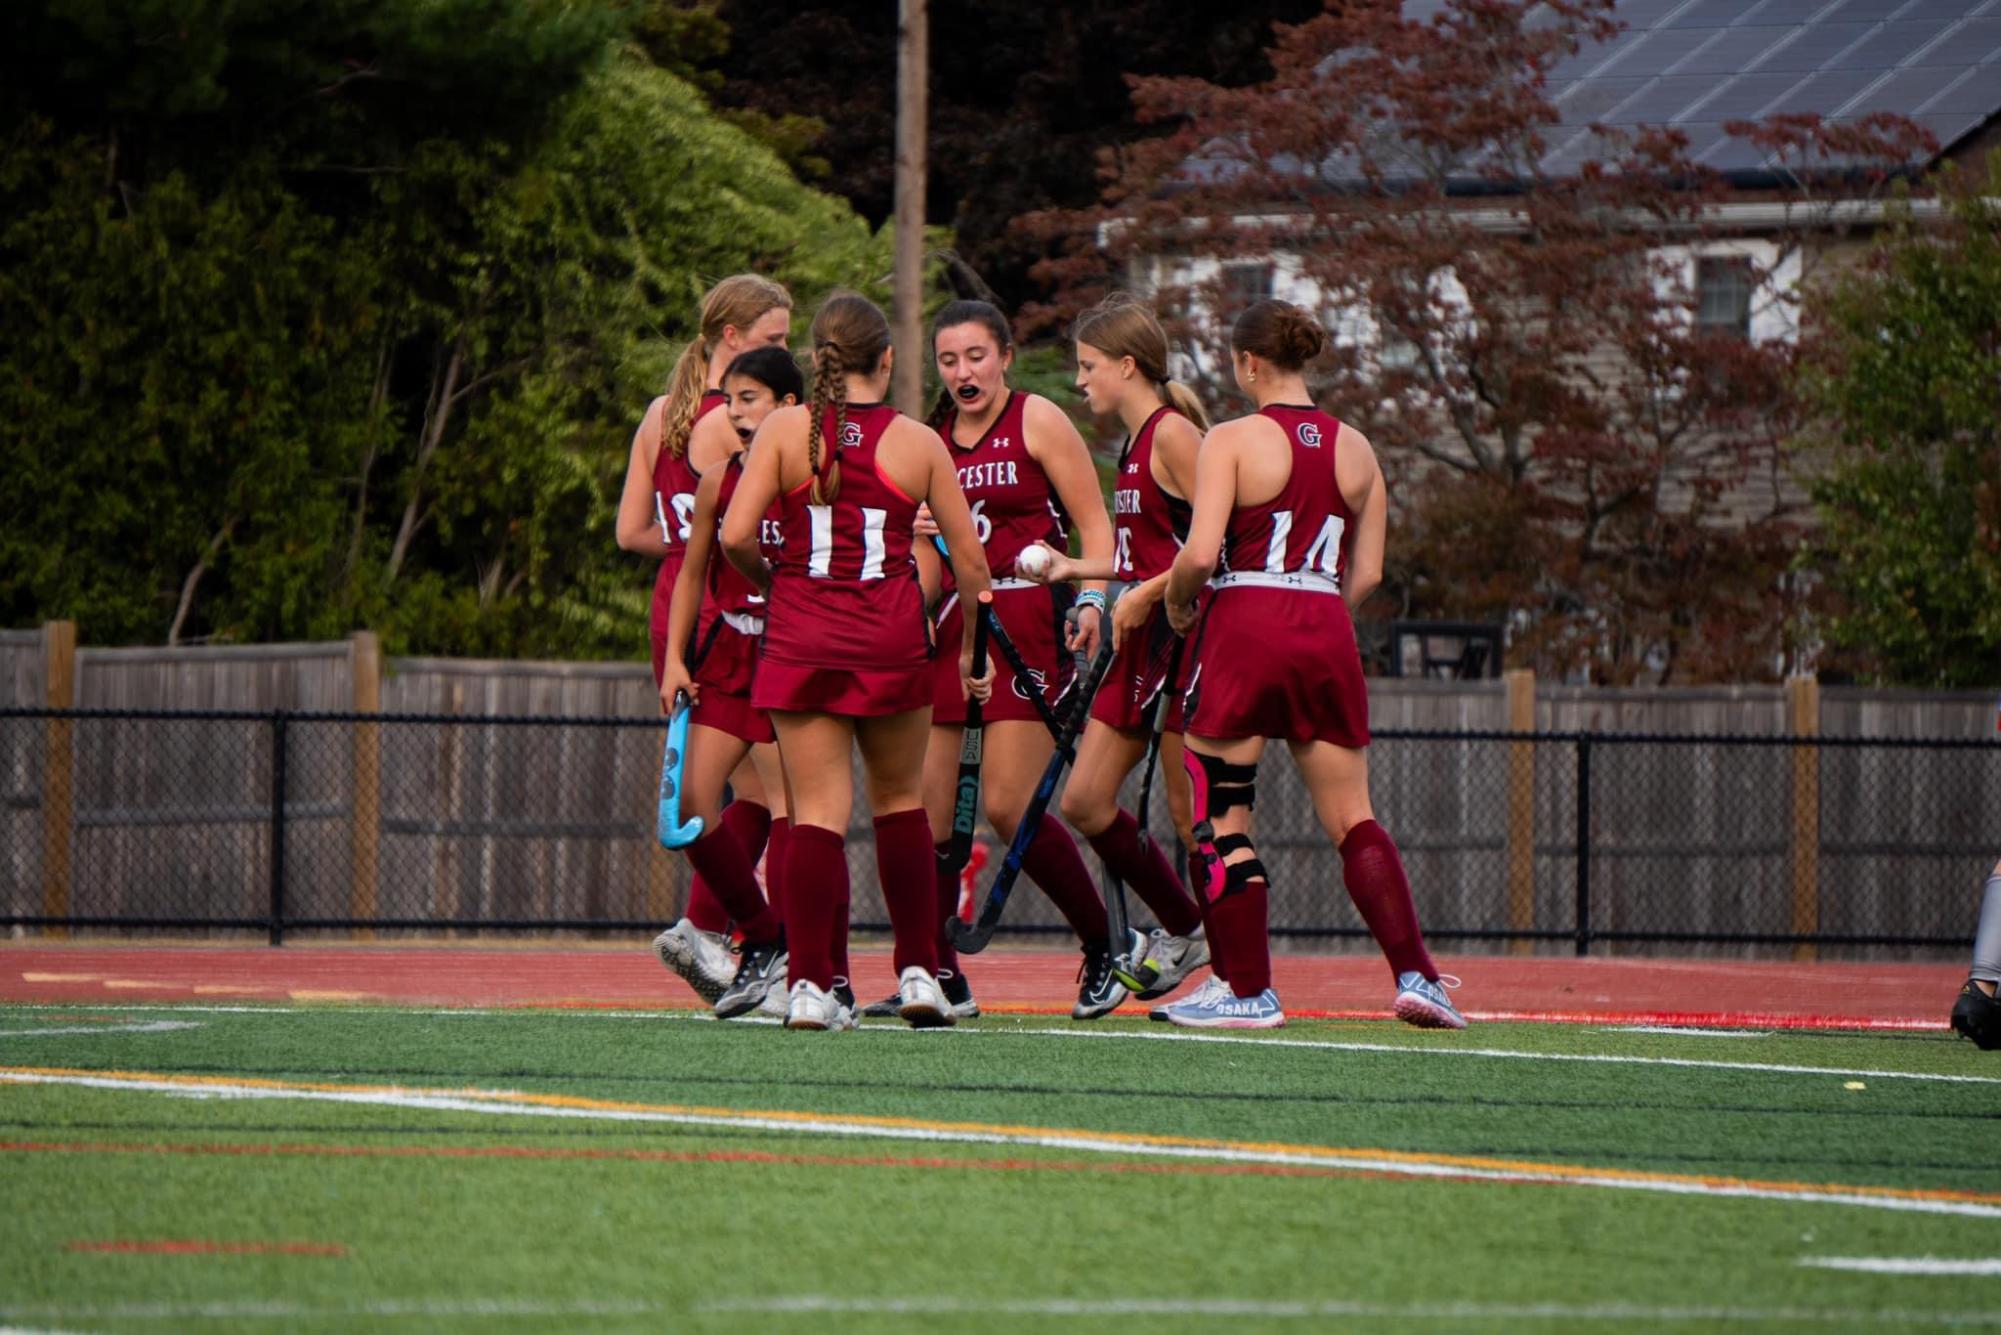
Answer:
[{"xmin": 3, "ymin": 1003, "xmax": 1998, "ymax": 1331}]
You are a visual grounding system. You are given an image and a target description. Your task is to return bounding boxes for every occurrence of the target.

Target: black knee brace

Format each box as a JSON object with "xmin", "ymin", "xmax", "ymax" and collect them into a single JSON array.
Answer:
[
  {"xmin": 1214, "ymin": 833, "xmax": 1268, "ymax": 894},
  {"xmin": 1192, "ymin": 752, "xmax": 1258, "ymax": 819}
]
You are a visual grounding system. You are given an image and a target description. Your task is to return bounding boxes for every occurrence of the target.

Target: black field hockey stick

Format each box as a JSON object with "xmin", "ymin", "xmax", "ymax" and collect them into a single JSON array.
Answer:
[
  {"xmin": 930, "ymin": 534, "xmax": 1067, "ymax": 745},
  {"xmin": 1109, "ymin": 634, "xmax": 1187, "ymax": 992},
  {"xmin": 938, "ymin": 591, "xmax": 993, "ymax": 882},
  {"xmin": 947, "ymin": 636, "xmax": 1116, "ymax": 955}
]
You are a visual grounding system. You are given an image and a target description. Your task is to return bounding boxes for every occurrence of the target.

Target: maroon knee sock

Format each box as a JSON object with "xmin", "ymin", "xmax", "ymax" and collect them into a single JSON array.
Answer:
[
  {"xmin": 875, "ymin": 808, "xmax": 940, "ymax": 976},
  {"xmin": 783, "ymin": 823, "xmax": 848, "ymax": 991},
  {"xmin": 833, "ymin": 889, "xmax": 851, "ymax": 987},
  {"xmin": 1086, "ymin": 809, "xmax": 1201, "ymax": 937},
  {"xmin": 721, "ymin": 800, "xmax": 771, "ymax": 869},
  {"xmin": 1209, "ymin": 880, "xmax": 1270, "ymax": 995},
  {"xmin": 683, "ymin": 876, "xmax": 730, "ymax": 934},
  {"xmin": 683, "ymin": 827, "xmax": 781, "ymax": 944},
  {"xmin": 933, "ymin": 842, "xmax": 961, "ymax": 976},
  {"xmin": 1340, "ymin": 819, "xmax": 1437, "ymax": 983},
  {"xmin": 1022, "ymin": 814, "xmax": 1110, "ymax": 944},
  {"xmin": 764, "ymin": 817, "xmax": 791, "ymax": 922}
]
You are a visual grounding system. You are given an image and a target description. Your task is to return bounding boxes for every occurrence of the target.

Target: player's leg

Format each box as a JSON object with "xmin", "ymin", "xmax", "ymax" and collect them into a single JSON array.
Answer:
[
  {"xmin": 1951, "ymin": 857, "xmax": 2001, "ymax": 1049},
  {"xmin": 1291, "ymin": 738, "xmax": 1462, "ymax": 1030},
  {"xmin": 859, "ymin": 706, "xmax": 955, "ymax": 1027},
  {"xmin": 683, "ymin": 724, "xmax": 786, "ymax": 1018},
  {"xmin": 981, "ymin": 718, "xmax": 1133, "ymax": 1020},
  {"xmin": 769, "ymin": 710, "xmax": 857, "ymax": 1031},
  {"xmin": 862, "ymin": 724, "xmax": 972, "ymax": 1018},
  {"xmin": 718, "ymin": 750, "xmax": 774, "ymax": 887},
  {"xmin": 1059, "ymin": 718, "xmax": 1207, "ymax": 993},
  {"xmin": 1161, "ymin": 733, "xmax": 1281, "ymax": 1029}
]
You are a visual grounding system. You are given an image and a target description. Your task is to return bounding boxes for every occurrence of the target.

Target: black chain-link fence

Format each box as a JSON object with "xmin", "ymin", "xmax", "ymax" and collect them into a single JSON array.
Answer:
[{"xmin": 3, "ymin": 708, "xmax": 1994, "ymax": 959}]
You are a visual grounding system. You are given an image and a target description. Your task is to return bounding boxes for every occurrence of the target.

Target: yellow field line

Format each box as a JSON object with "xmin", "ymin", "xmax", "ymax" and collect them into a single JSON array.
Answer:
[{"xmin": 5, "ymin": 1063, "xmax": 1996, "ymax": 1213}]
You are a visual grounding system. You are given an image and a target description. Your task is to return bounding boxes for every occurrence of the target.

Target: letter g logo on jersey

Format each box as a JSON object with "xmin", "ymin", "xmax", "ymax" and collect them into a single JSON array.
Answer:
[
  {"xmin": 839, "ymin": 422, "xmax": 864, "ymax": 449},
  {"xmin": 1297, "ymin": 422, "xmax": 1322, "ymax": 448}
]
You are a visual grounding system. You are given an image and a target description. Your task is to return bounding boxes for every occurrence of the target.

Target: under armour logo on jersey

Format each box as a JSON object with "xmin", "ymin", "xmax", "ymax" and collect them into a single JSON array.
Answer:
[
  {"xmin": 839, "ymin": 421, "xmax": 864, "ymax": 449},
  {"xmin": 1010, "ymin": 667, "xmax": 1048, "ymax": 702},
  {"xmin": 1126, "ymin": 461, "xmax": 1141, "ymax": 473},
  {"xmin": 1297, "ymin": 422, "xmax": 1323, "ymax": 447},
  {"xmin": 991, "ymin": 437, "xmax": 1011, "ymax": 450}
]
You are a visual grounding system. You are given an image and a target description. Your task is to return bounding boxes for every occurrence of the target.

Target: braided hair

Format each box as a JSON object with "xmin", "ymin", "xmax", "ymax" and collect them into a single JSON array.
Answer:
[{"xmin": 804, "ymin": 291, "xmax": 892, "ymax": 505}]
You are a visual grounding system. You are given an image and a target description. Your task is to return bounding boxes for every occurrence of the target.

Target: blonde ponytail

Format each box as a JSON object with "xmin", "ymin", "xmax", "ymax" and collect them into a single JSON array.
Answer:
[
  {"xmin": 660, "ymin": 273, "xmax": 793, "ymax": 459},
  {"xmin": 1163, "ymin": 380, "xmax": 1211, "ymax": 432}
]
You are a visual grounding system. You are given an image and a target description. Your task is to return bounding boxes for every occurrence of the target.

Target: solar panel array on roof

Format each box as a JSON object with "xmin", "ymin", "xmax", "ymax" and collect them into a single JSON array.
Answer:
[
  {"xmin": 1536, "ymin": 0, "xmax": 2001, "ymax": 176},
  {"xmin": 1388, "ymin": 0, "xmax": 2001, "ymax": 181}
]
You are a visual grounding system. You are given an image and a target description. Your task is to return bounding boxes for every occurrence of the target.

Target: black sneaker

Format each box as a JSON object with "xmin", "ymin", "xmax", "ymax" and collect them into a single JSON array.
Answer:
[
  {"xmin": 714, "ymin": 935, "xmax": 788, "ymax": 1019},
  {"xmin": 858, "ymin": 989, "xmax": 904, "ymax": 1019},
  {"xmin": 1951, "ymin": 979, "xmax": 2001, "ymax": 1051},
  {"xmin": 1072, "ymin": 933, "xmax": 1137, "ymax": 1021},
  {"xmin": 939, "ymin": 969, "xmax": 980, "ymax": 1020}
]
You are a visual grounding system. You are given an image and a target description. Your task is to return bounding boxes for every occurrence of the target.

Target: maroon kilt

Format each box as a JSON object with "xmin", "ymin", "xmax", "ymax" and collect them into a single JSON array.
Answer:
[{"xmin": 1182, "ymin": 579, "xmax": 1369, "ymax": 749}]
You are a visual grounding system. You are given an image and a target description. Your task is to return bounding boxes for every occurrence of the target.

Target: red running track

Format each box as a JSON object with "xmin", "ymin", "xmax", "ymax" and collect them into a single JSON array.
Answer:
[{"xmin": 0, "ymin": 943, "xmax": 1962, "ymax": 1029}]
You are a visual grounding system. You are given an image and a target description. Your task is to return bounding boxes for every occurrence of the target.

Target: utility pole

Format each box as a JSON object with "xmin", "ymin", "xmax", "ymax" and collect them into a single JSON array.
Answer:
[{"xmin": 893, "ymin": 0, "xmax": 928, "ymax": 414}]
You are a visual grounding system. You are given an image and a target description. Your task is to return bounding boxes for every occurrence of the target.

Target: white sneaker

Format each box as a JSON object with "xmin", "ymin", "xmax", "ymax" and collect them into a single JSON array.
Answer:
[
  {"xmin": 1132, "ymin": 928, "xmax": 1212, "ymax": 1001},
  {"xmin": 897, "ymin": 966, "xmax": 956, "ymax": 1029},
  {"xmin": 1149, "ymin": 973, "xmax": 1230, "ymax": 1022},
  {"xmin": 652, "ymin": 918, "xmax": 734, "ymax": 1004},
  {"xmin": 1162, "ymin": 984, "xmax": 1284, "ymax": 1030},
  {"xmin": 785, "ymin": 979, "xmax": 852, "ymax": 1032}
]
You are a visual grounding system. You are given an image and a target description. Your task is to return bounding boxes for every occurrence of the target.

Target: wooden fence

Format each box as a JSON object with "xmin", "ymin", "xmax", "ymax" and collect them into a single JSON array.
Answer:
[{"xmin": 4, "ymin": 624, "xmax": 1996, "ymax": 958}]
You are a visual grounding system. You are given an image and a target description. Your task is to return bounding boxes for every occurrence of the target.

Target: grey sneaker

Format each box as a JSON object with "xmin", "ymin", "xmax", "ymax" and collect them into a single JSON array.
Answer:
[
  {"xmin": 785, "ymin": 979, "xmax": 852, "ymax": 1031},
  {"xmin": 652, "ymin": 918, "xmax": 735, "ymax": 1004},
  {"xmin": 1393, "ymin": 972, "xmax": 1466, "ymax": 1029},
  {"xmin": 1132, "ymin": 928, "xmax": 1211, "ymax": 1001},
  {"xmin": 1162, "ymin": 984, "xmax": 1284, "ymax": 1030},
  {"xmin": 714, "ymin": 937, "xmax": 788, "ymax": 1019},
  {"xmin": 1149, "ymin": 973, "xmax": 1230, "ymax": 1022},
  {"xmin": 1073, "ymin": 932, "xmax": 1141, "ymax": 1021}
]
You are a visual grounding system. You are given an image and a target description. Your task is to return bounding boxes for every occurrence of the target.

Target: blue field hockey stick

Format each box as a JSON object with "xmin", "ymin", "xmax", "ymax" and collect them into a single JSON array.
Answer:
[{"xmin": 656, "ymin": 691, "xmax": 704, "ymax": 849}]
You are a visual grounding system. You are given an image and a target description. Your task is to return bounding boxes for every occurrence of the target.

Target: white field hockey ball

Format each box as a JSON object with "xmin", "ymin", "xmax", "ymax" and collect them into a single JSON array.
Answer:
[{"xmin": 1016, "ymin": 545, "xmax": 1052, "ymax": 578}]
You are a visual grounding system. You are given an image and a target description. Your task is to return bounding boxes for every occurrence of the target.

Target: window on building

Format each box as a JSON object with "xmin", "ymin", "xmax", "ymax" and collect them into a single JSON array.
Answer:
[
  {"xmin": 1695, "ymin": 255, "xmax": 1754, "ymax": 338},
  {"xmin": 1221, "ymin": 262, "xmax": 1274, "ymax": 308}
]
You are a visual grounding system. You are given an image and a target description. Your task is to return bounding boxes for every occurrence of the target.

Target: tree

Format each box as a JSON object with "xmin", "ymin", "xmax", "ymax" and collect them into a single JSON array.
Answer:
[
  {"xmin": 0, "ymin": 1, "xmax": 893, "ymax": 655},
  {"xmin": 1795, "ymin": 158, "xmax": 2001, "ymax": 688},
  {"xmin": 1037, "ymin": 0, "xmax": 1930, "ymax": 683}
]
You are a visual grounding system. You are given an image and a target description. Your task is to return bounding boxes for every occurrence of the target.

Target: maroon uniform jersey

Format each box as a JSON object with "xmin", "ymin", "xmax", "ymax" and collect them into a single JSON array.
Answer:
[
  {"xmin": 760, "ymin": 404, "xmax": 930, "ymax": 672},
  {"xmin": 1216, "ymin": 404, "xmax": 1354, "ymax": 590},
  {"xmin": 647, "ymin": 389, "xmax": 727, "ymax": 685},
  {"xmin": 937, "ymin": 390, "xmax": 1066, "ymax": 580},
  {"xmin": 1112, "ymin": 405, "xmax": 1194, "ymax": 581},
  {"xmin": 701, "ymin": 454, "xmax": 776, "ymax": 626}
]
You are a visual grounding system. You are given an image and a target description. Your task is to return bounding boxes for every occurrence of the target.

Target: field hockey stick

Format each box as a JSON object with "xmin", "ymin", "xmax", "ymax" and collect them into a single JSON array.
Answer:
[
  {"xmin": 1109, "ymin": 635, "xmax": 1187, "ymax": 992},
  {"xmin": 948, "ymin": 637, "xmax": 1116, "ymax": 954},
  {"xmin": 938, "ymin": 592, "xmax": 993, "ymax": 881},
  {"xmin": 656, "ymin": 691, "xmax": 704, "ymax": 849}
]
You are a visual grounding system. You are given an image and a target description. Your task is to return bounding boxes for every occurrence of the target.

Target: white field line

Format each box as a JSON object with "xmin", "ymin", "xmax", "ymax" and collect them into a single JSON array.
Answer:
[
  {"xmin": 1, "ymin": 1002, "xmax": 1990, "ymax": 1084},
  {"xmin": 701, "ymin": 1295, "xmax": 2001, "ymax": 1325},
  {"xmin": 2, "ymin": 1295, "xmax": 1999, "ymax": 1326},
  {"xmin": 3, "ymin": 1068, "xmax": 1999, "ymax": 1220},
  {"xmin": 1800, "ymin": 1257, "xmax": 2001, "ymax": 1276},
  {"xmin": 1612, "ymin": 1026, "xmax": 1773, "ymax": 1038},
  {"xmin": 0, "ymin": 1020, "xmax": 199, "ymax": 1038},
  {"xmin": 1001, "ymin": 1026, "xmax": 2001, "ymax": 1086}
]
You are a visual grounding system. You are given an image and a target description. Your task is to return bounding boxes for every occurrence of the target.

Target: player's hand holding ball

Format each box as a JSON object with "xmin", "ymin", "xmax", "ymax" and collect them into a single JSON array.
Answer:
[{"xmin": 1014, "ymin": 542, "xmax": 1064, "ymax": 583}]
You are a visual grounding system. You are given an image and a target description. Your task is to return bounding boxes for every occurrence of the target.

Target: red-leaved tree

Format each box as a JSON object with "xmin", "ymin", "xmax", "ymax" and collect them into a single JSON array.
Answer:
[{"xmin": 1028, "ymin": 0, "xmax": 1932, "ymax": 683}]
